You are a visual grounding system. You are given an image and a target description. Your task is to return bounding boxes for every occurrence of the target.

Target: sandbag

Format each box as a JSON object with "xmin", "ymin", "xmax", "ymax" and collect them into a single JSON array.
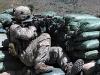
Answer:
[
  {"xmin": 66, "ymin": 31, "xmax": 75, "ymax": 35},
  {"xmin": 0, "ymin": 28, "xmax": 6, "ymax": 33},
  {"xmin": 0, "ymin": 23, "xmax": 6, "ymax": 33},
  {"xmin": 74, "ymin": 39, "xmax": 100, "ymax": 50},
  {"xmin": 0, "ymin": 60, "xmax": 24, "ymax": 73},
  {"xmin": 22, "ymin": 67, "xmax": 65, "ymax": 75},
  {"xmin": 2, "ymin": 8, "xmax": 14, "ymax": 15},
  {"xmin": 74, "ymin": 31, "xmax": 100, "ymax": 41},
  {"xmin": 30, "ymin": 14, "xmax": 34, "ymax": 19},
  {"xmin": 0, "ymin": 23, "xmax": 2, "ymax": 28},
  {"xmin": 0, "ymin": 51, "xmax": 16, "ymax": 62},
  {"xmin": 0, "ymin": 33, "xmax": 9, "ymax": 48},
  {"xmin": 65, "ymin": 19, "xmax": 100, "ymax": 32},
  {"xmin": 73, "ymin": 50, "xmax": 100, "ymax": 59},
  {"xmin": 78, "ymin": 19, "xmax": 100, "ymax": 32},
  {"xmin": 53, "ymin": 16, "xmax": 64, "ymax": 23},
  {"xmin": 67, "ymin": 22, "xmax": 79, "ymax": 30},
  {"xmin": 56, "ymin": 31, "xmax": 75, "ymax": 43},
  {"xmin": 64, "ymin": 14, "xmax": 97, "ymax": 24},
  {"xmin": 41, "ymin": 68, "xmax": 65, "ymax": 75},
  {"xmin": 0, "ymin": 13, "xmax": 13, "ymax": 26}
]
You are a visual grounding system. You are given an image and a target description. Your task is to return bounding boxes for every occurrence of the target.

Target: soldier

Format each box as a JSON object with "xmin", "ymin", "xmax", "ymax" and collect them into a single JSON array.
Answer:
[{"xmin": 8, "ymin": 6, "xmax": 84, "ymax": 75}]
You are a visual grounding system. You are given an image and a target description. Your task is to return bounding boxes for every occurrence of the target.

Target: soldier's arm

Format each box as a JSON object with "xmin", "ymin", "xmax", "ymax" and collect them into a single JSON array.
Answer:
[{"xmin": 10, "ymin": 24, "xmax": 37, "ymax": 40}]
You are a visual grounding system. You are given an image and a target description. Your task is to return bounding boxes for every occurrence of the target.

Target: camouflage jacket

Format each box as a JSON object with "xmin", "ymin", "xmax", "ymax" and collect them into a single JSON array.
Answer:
[{"xmin": 9, "ymin": 24, "xmax": 51, "ymax": 66}]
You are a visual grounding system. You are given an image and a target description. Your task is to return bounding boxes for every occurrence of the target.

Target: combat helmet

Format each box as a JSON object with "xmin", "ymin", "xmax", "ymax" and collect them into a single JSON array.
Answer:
[{"xmin": 14, "ymin": 6, "xmax": 31, "ymax": 20}]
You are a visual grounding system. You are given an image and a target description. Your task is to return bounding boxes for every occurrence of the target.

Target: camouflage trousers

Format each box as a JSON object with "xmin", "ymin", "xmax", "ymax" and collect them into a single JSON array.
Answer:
[
  {"xmin": 34, "ymin": 46, "xmax": 71, "ymax": 71},
  {"xmin": 18, "ymin": 33, "xmax": 70, "ymax": 71}
]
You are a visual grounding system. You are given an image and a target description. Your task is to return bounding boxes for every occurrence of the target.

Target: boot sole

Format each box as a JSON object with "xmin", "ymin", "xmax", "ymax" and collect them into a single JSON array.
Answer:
[{"xmin": 71, "ymin": 59, "xmax": 84, "ymax": 75}]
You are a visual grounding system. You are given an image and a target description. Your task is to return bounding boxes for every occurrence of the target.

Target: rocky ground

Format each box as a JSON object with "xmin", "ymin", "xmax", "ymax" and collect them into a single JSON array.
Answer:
[{"xmin": 0, "ymin": 0, "xmax": 100, "ymax": 16}]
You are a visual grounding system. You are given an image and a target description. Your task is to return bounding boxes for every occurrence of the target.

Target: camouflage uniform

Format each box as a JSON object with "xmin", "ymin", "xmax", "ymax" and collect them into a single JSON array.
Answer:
[{"xmin": 9, "ymin": 24, "xmax": 70, "ymax": 70}]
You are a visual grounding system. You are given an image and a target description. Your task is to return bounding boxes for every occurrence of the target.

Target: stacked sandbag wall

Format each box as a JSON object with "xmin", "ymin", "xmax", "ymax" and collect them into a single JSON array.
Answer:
[{"xmin": 61, "ymin": 14, "xmax": 100, "ymax": 63}]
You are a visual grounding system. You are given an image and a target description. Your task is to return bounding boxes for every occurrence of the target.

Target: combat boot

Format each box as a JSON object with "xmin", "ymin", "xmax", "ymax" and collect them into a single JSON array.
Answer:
[
  {"xmin": 35, "ymin": 64, "xmax": 54, "ymax": 74},
  {"xmin": 66, "ymin": 59, "xmax": 84, "ymax": 75}
]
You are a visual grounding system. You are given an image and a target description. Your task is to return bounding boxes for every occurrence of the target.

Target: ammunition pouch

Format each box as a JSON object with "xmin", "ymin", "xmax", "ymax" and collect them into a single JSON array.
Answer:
[{"xmin": 8, "ymin": 42, "xmax": 17, "ymax": 56}]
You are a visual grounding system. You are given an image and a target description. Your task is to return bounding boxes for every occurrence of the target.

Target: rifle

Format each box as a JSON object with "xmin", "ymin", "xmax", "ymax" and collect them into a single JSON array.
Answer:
[{"xmin": 32, "ymin": 14, "xmax": 55, "ymax": 33}]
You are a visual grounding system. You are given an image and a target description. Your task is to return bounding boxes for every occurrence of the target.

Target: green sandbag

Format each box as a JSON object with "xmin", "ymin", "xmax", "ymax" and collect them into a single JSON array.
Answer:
[
  {"xmin": 73, "ymin": 50, "xmax": 100, "ymax": 59},
  {"xmin": 78, "ymin": 19, "xmax": 100, "ymax": 32},
  {"xmin": 0, "ymin": 59, "xmax": 24, "ymax": 73},
  {"xmin": 74, "ymin": 39, "xmax": 100, "ymax": 50},
  {"xmin": 42, "ymin": 11, "xmax": 57, "ymax": 18},
  {"xmin": 0, "ymin": 51, "xmax": 16, "ymax": 62},
  {"xmin": 67, "ymin": 22, "xmax": 79, "ymax": 30},
  {"xmin": 0, "ymin": 23, "xmax": 6, "ymax": 33},
  {"xmin": 64, "ymin": 14, "xmax": 97, "ymax": 24},
  {"xmin": 30, "ymin": 14, "xmax": 34, "ymax": 19},
  {"xmin": 41, "ymin": 68, "xmax": 65, "ymax": 75},
  {"xmin": 2, "ymin": 8, "xmax": 14, "ymax": 15},
  {"xmin": 66, "ymin": 31, "xmax": 75, "ymax": 35},
  {"xmin": 53, "ymin": 16, "xmax": 64, "ymax": 22},
  {"xmin": 0, "ymin": 33, "xmax": 9, "ymax": 48},
  {"xmin": 74, "ymin": 31, "xmax": 100, "ymax": 41},
  {"xmin": 65, "ymin": 19, "xmax": 100, "ymax": 31},
  {"xmin": 0, "ymin": 13, "xmax": 13, "ymax": 26},
  {"xmin": 0, "ymin": 28, "xmax": 6, "ymax": 33},
  {"xmin": 0, "ymin": 23, "xmax": 2, "ymax": 28},
  {"xmin": 23, "ymin": 68, "xmax": 65, "ymax": 75},
  {"xmin": 57, "ymin": 31, "xmax": 75, "ymax": 43}
]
